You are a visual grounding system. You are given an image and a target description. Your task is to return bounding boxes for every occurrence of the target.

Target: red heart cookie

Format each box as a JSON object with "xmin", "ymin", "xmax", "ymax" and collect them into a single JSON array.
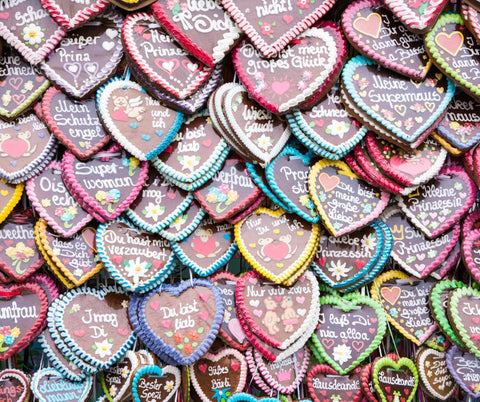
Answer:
[{"xmin": 0, "ymin": 369, "xmax": 29, "ymax": 402}]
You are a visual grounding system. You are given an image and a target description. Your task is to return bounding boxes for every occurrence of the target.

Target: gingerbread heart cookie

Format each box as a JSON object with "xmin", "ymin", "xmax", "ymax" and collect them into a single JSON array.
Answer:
[
  {"xmin": 0, "ymin": 112, "xmax": 57, "ymax": 184},
  {"xmin": 448, "ymin": 286, "xmax": 480, "ymax": 359},
  {"xmin": 236, "ymin": 270, "xmax": 319, "ymax": 350},
  {"xmin": 365, "ymin": 133, "xmax": 447, "ymax": 187},
  {"xmin": 96, "ymin": 217, "xmax": 176, "ymax": 293},
  {"xmin": 235, "ymin": 207, "xmax": 320, "ymax": 283},
  {"xmin": 372, "ymin": 356, "xmax": 418, "ymax": 402},
  {"xmin": 310, "ymin": 293, "xmax": 387, "ymax": 374},
  {"xmin": 307, "ymin": 364, "xmax": 363, "ymax": 402},
  {"xmin": 0, "ymin": 369, "xmax": 29, "ymax": 402},
  {"xmin": 190, "ymin": 348, "xmax": 247, "ymax": 401},
  {"xmin": 446, "ymin": 345, "xmax": 480, "ymax": 398},
  {"xmin": 42, "ymin": 87, "xmax": 111, "ymax": 160},
  {"xmin": 396, "ymin": 166, "xmax": 476, "ymax": 239},
  {"xmin": 0, "ymin": 281, "xmax": 48, "ymax": 360},
  {"xmin": 132, "ymin": 279, "xmax": 223, "ymax": 365},
  {"xmin": 126, "ymin": 169, "xmax": 193, "ymax": 234},
  {"xmin": 371, "ymin": 270, "xmax": 437, "ymax": 345},
  {"xmin": 288, "ymin": 84, "xmax": 368, "ymax": 160},
  {"xmin": 27, "ymin": 161, "xmax": 92, "ymax": 237},
  {"xmin": 31, "ymin": 368, "xmax": 92, "ymax": 402},
  {"xmin": 35, "ymin": 219, "xmax": 103, "ymax": 287},
  {"xmin": 97, "ymin": 78, "xmax": 184, "ymax": 161},
  {"xmin": 0, "ymin": 211, "xmax": 44, "ymax": 281},
  {"xmin": 131, "ymin": 364, "xmax": 180, "ymax": 402},
  {"xmin": 171, "ymin": 216, "xmax": 236, "ymax": 277},
  {"xmin": 61, "ymin": 143, "xmax": 149, "ymax": 222},
  {"xmin": 0, "ymin": 0, "xmax": 66, "ymax": 65},
  {"xmin": 341, "ymin": 55, "xmax": 454, "ymax": 148},
  {"xmin": 232, "ymin": 26, "xmax": 340, "ymax": 114},
  {"xmin": 208, "ymin": 271, "xmax": 249, "ymax": 350},
  {"xmin": 0, "ymin": 47, "xmax": 50, "ymax": 120},
  {"xmin": 436, "ymin": 91, "xmax": 480, "ymax": 152},
  {"xmin": 39, "ymin": 9, "xmax": 123, "ymax": 99},
  {"xmin": 308, "ymin": 159, "xmax": 389, "ymax": 237},
  {"xmin": 342, "ymin": 0, "xmax": 431, "ymax": 80},
  {"xmin": 55, "ymin": 287, "xmax": 135, "ymax": 370},
  {"xmin": 266, "ymin": 147, "xmax": 319, "ymax": 223},
  {"xmin": 122, "ymin": 13, "xmax": 213, "ymax": 100},
  {"xmin": 416, "ymin": 347, "xmax": 457, "ymax": 400},
  {"xmin": 381, "ymin": 206, "xmax": 460, "ymax": 278},
  {"xmin": 194, "ymin": 157, "xmax": 262, "ymax": 222},
  {"xmin": 425, "ymin": 14, "xmax": 480, "ymax": 101},
  {"xmin": 0, "ymin": 179, "xmax": 23, "ymax": 226}
]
